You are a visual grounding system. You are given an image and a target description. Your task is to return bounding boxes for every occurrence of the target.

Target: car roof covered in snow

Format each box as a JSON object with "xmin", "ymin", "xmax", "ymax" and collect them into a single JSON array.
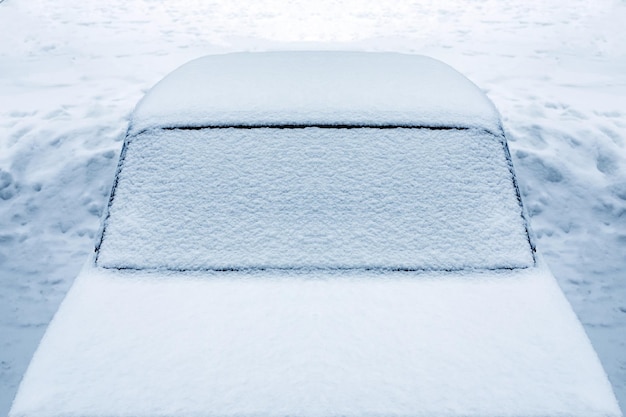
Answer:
[{"xmin": 129, "ymin": 51, "xmax": 502, "ymax": 135}]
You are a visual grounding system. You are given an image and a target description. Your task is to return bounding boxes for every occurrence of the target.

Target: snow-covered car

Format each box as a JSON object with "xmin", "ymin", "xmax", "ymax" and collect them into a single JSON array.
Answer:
[{"xmin": 10, "ymin": 52, "xmax": 621, "ymax": 417}]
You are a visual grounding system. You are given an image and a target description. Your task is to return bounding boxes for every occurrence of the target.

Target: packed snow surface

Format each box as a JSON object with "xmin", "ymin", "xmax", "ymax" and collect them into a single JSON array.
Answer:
[
  {"xmin": 1, "ymin": 0, "xmax": 626, "ymax": 414},
  {"xmin": 130, "ymin": 52, "xmax": 502, "ymax": 134},
  {"xmin": 9, "ymin": 266, "xmax": 621, "ymax": 417},
  {"xmin": 99, "ymin": 127, "xmax": 532, "ymax": 271}
]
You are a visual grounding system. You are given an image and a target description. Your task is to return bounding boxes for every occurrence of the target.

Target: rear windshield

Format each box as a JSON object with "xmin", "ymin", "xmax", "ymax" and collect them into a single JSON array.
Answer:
[{"xmin": 97, "ymin": 128, "xmax": 534, "ymax": 271}]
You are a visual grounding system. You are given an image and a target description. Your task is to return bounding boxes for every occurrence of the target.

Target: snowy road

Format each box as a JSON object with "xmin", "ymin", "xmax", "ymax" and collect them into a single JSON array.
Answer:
[{"xmin": 1, "ymin": 0, "xmax": 625, "ymax": 414}]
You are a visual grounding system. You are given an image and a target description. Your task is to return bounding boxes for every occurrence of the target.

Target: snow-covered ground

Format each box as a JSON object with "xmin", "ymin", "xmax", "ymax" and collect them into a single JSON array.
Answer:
[{"xmin": 0, "ymin": 0, "xmax": 624, "ymax": 414}]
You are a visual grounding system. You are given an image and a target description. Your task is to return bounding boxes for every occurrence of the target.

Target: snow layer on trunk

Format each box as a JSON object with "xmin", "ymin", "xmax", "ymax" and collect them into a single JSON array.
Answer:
[
  {"xmin": 98, "ymin": 128, "xmax": 533, "ymax": 271},
  {"xmin": 9, "ymin": 266, "xmax": 621, "ymax": 417}
]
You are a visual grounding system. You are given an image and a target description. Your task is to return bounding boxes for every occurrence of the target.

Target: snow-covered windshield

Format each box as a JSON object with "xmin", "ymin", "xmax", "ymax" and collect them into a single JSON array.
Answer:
[{"xmin": 97, "ymin": 128, "xmax": 534, "ymax": 271}]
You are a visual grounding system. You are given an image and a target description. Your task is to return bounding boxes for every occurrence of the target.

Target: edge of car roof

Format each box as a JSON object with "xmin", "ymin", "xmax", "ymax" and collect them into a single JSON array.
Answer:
[{"xmin": 126, "ymin": 124, "xmax": 505, "ymax": 138}]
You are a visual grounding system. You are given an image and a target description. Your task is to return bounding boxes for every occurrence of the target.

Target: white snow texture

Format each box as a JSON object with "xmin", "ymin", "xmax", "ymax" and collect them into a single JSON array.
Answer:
[
  {"xmin": 1, "ymin": 0, "xmax": 626, "ymax": 415},
  {"xmin": 130, "ymin": 52, "xmax": 501, "ymax": 134},
  {"xmin": 9, "ymin": 267, "xmax": 621, "ymax": 417},
  {"xmin": 98, "ymin": 128, "xmax": 532, "ymax": 271}
]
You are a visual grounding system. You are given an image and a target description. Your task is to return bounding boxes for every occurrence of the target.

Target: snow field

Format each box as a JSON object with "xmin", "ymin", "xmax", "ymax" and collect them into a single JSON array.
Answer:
[{"xmin": 1, "ymin": 0, "xmax": 625, "ymax": 414}]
